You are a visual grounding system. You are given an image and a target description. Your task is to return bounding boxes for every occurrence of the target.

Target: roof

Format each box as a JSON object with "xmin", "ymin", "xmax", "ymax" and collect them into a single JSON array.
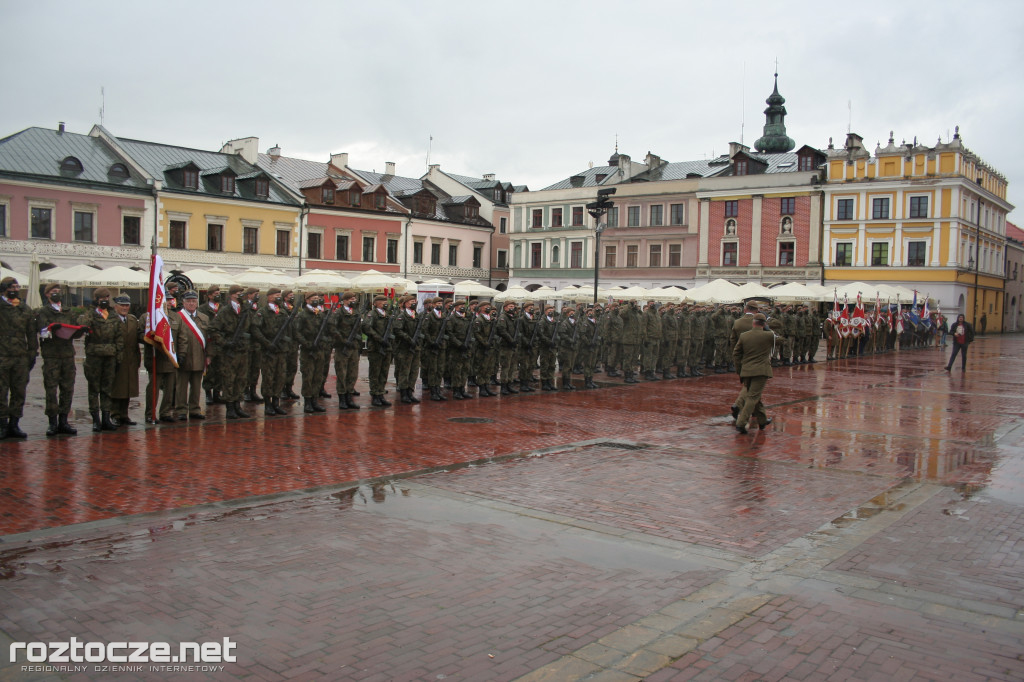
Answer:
[
  {"xmin": 255, "ymin": 153, "xmax": 406, "ymax": 214},
  {"xmin": 116, "ymin": 137, "xmax": 298, "ymax": 204},
  {"xmin": 542, "ymin": 165, "xmax": 619, "ymax": 190},
  {"xmin": 352, "ymin": 167, "xmax": 491, "ymax": 226},
  {"xmin": 0, "ymin": 126, "xmax": 150, "ymax": 191},
  {"xmin": 1006, "ymin": 221, "xmax": 1024, "ymax": 243}
]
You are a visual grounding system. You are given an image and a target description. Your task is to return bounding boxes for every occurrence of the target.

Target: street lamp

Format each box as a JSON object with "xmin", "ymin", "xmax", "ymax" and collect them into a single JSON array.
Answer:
[{"xmin": 587, "ymin": 188, "xmax": 616, "ymax": 307}]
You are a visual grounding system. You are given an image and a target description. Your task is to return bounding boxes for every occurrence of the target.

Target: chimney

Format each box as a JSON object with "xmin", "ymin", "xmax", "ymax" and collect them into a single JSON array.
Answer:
[
  {"xmin": 330, "ymin": 152, "xmax": 349, "ymax": 169},
  {"xmin": 428, "ymin": 164, "xmax": 440, "ymax": 173},
  {"xmin": 618, "ymin": 154, "xmax": 633, "ymax": 180},
  {"xmin": 219, "ymin": 137, "xmax": 259, "ymax": 164},
  {"xmin": 58, "ymin": 122, "xmax": 65, "ymax": 135},
  {"xmin": 728, "ymin": 142, "xmax": 749, "ymax": 157},
  {"xmin": 483, "ymin": 173, "xmax": 496, "ymax": 181},
  {"xmin": 385, "ymin": 161, "xmax": 396, "ymax": 176},
  {"xmin": 569, "ymin": 175, "xmax": 584, "ymax": 188},
  {"xmin": 268, "ymin": 144, "xmax": 281, "ymax": 159}
]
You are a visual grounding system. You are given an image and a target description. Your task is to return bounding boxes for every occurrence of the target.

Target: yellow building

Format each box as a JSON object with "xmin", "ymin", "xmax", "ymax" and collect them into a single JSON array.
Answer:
[{"xmin": 823, "ymin": 129, "xmax": 1012, "ymax": 330}]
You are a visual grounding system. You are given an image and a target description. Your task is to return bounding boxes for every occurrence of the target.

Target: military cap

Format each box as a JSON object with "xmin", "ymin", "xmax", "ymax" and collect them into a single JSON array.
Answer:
[
  {"xmin": 113, "ymin": 294, "xmax": 132, "ymax": 305},
  {"xmin": 244, "ymin": 287, "xmax": 259, "ymax": 296},
  {"xmin": 267, "ymin": 287, "xmax": 282, "ymax": 296},
  {"xmin": 206, "ymin": 284, "xmax": 221, "ymax": 294},
  {"xmin": 453, "ymin": 299, "xmax": 467, "ymax": 307},
  {"xmin": 305, "ymin": 291, "xmax": 320, "ymax": 300},
  {"xmin": 43, "ymin": 282, "xmax": 60, "ymax": 295},
  {"xmin": 753, "ymin": 313, "xmax": 767, "ymax": 323},
  {"xmin": 373, "ymin": 295, "xmax": 388, "ymax": 303},
  {"xmin": 182, "ymin": 290, "xmax": 199, "ymax": 300},
  {"xmin": 341, "ymin": 290, "xmax": 357, "ymax": 300},
  {"xmin": 0, "ymin": 277, "xmax": 16, "ymax": 291},
  {"xmin": 228, "ymin": 284, "xmax": 245, "ymax": 295},
  {"xmin": 93, "ymin": 287, "xmax": 111, "ymax": 299}
]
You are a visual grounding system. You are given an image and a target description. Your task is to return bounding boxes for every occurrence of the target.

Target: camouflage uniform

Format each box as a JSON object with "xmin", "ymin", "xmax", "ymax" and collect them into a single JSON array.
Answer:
[
  {"xmin": 0, "ymin": 295, "xmax": 38, "ymax": 436},
  {"xmin": 658, "ymin": 306, "xmax": 678, "ymax": 377},
  {"xmin": 392, "ymin": 306, "xmax": 424, "ymax": 403},
  {"xmin": 472, "ymin": 310, "xmax": 498, "ymax": 397},
  {"xmin": 363, "ymin": 304, "xmax": 395, "ymax": 405},
  {"xmin": 36, "ymin": 302, "xmax": 77, "ymax": 418},
  {"xmin": 332, "ymin": 301, "xmax": 362, "ymax": 408},
  {"xmin": 197, "ymin": 298, "xmax": 222, "ymax": 401},
  {"xmin": 446, "ymin": 306, "xmax": 474, "ymax": 398},
  {"xmin": 208, "ymin": 300, "xmax": 253, "ymax": 418},
  {"xmin": 79, "ymin": 306, "xmax": 124, "ymax": 422},
  {"xmin": 295, "ymin": 302, "xmax": 335, "ymax": 411},
  {"xmin": 252, "ymin": 300, "xmax": 293, "ymax": 415}
]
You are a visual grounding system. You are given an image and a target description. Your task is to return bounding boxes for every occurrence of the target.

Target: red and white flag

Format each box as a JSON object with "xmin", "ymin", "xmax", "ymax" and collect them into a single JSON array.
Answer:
[
  {"xmin": 145, "ymin": 254, "xmax": 177, "ymax": 367},
  {"xmin": 852, "ymin": 292, "xmax": 866, "ymax": 327}
]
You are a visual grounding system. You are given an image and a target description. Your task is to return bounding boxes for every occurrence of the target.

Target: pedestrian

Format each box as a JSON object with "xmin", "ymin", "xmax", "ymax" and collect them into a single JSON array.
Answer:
[
  {"xmin": 732, "ymin": 313, "xmax": 775, "ymax": 434},
  {"xmin": 945, "ymin": 313, "xmax": 975, "ymax": 373},
  {"xmin": 392, "ymin": 295, "xmax": 424, "ymax": 404},
  {"xmin": 110, "ymin": 294, "xmax": 142, "ymax": 426},
  {"xmin": 0, "ymin": 276, "xmax": 38, "ymax": 438},
  {"xmin": 556, "ymin": 306, "xmax": 579, "ymax": 390},
  {"xmin": 446, "ymin": 299, "xmax": 474, "ymax": 399},
  {"xmin": 79, "ymin": 287, "xmax": 123, "ymax": 432},
  {"xmin": 980, "ymin": 312, "xmax": 987, "ymax": 335},
  {"xmin": 36, "ymin": 282, "xmax": 79, "ymax": 436},
  {"xmin": 252, "ymin": 287, "xmax": 291, "ymax": 416}
]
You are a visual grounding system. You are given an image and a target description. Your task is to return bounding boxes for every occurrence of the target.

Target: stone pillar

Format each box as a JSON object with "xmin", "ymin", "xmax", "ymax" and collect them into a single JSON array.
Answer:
[{"xmin": 750, "ymin": 195, "xmax": 763, "ymax": 266}]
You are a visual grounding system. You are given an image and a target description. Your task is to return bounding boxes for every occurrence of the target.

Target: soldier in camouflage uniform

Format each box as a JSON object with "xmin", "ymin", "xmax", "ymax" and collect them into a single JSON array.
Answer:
[
  {"xmin": 578, "ymin": 307, "xmax": 601, "ymax": 389},
  {"xmin": 279, "ymin": 290, "xmax": 301, "ymax": 399},
  {"xmin": 209, "ymin": 284, "xmax": 253, "ymax": 419},
  {"xmin": 295, "ymin": 291, "xmax": 334, "ymax": 413},
  {"xmin": 363, "ymin": 295, "xmax": 395, "ymax": 407},
  {"xmin": 445, "ymin": 300, "xmax": 472, "ymax": 399},
  {"xmin": 675, "ymin": 304, "xmax": 692, "ymax": 377},
  {"xmin": 421, "ymin": 296, "xmax": 448, "ymax": 402},
  {"xmin": 618, "ymin": 301, "xmax": 642, "ymax": 383},
  {"xmin": 495, "ymin": 301, "xmax": 521, "ymax": 395},
  {"xmin": 36, "ymin": 282, "xmax": 78, "ymax": 436},
  {"xmin": 472, "ymin": 302, "xmax": 498, "ymax": 397},
  {"xmin": 251, "ymin": 287, "xmax": 292, "ymax": 416},
  {"xmin": 659, "ymin": 302, "xmax": 678, "ymax": 379},
  {"xmin": 517, "ymin": 301, "xmax": 540, "ymax": 391},
  {"xmin": 0, "ymin": 277, "xmax": 38, "ymax": 439},
  {"xmin": 197, "ymin": 285, "xmax": 222, "ymax": 405},
  {"xmin": 690, "ymin": 306, "xmax": 707, "ymax": 376},
  {"xmin": 242, "ymin": 288, "xmax": 263, "ymax": 403},
  {"xmin": 79, "ymin": 287, "xmax": 123, "ymax": 432},
  {"xmin": 331, "ymin": 290, "xmax": 362, "ymax": 409},
  {"xmin": 556, "ymin": 307, "xmax": 580, "ymax": 390},
  {"xmin": 392, "ymin": 295, "xmax": 424, "ymax": 404},
  {"xmin": 536, "ymin": 305, "xmax": 559, "ymax": 391},
  {"xmin": 602, "ymin": 302, "xmax": 623, "ymax": 377}
]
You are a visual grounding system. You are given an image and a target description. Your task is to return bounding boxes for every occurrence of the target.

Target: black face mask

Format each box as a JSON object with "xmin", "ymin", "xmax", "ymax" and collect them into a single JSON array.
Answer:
[
  {"xmin": 6, "ymin": 290, "xmax": 19, "ymax": 300},
  {"xmin": 49, "ymin": 293, "xmax": 62, "ymax": 303},
  {"xmin": 98, "ymin": 300, "xmax": 110, "ymax": 309}
]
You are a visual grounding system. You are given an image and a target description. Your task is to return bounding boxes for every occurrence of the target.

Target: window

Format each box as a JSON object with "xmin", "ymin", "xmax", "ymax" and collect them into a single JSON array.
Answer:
[
  {"xmin": 551, "ymin": 208, "xmax": 563, "ymax": 227},
  {"xmin": 779, "ymin": 242, "xmax": 795, "ymax": 265},
  {"xmin": 350, "ymin": 190, "xmax": 361, "ymax": 207},
  {"xmin": 255, "ymin": 178, "xmax": 270, "ymax": 199},
  {"xmin": 735, "ymin": 160, "xmax": 748, "ymax": 176},
  {"xmin": 387, "ymin": 238, "xmax": 398, "ymax": 264},
  {"xmin": 780, "ymin": 197, "xmax": 795, "ymax": 215},
  {"xmin": 668, "ymin": 244, "xmax": 681, "ymax": 267},
  {"xmin": 276, "ymin": 229, "xmax": 290, "ymax": 256},
  {"xmin": 207, "ymin": 224, "xmax": 224, "ymax": 252},
  {"xmin": 571, "ymin": 206, "xmax": 584, "ymax": 226},
  {"xmin": 551, "ymin": 245, "xmax": 559, "ymax": 264},
  {"xmin": 336, "ymin": 234, "xmax": 349, "ymax": 261},
  {"xmin": 465, "ymin": 205, "xmax": 479, "ymax": 219},
  {"xmin": 169, "ymin": 220, "xmax": 186, "ymax": 249},
  {"xmin": 907, "ymin": 241, "xmax": 927, "ymax": 267},
  {"xmin": 108, "ymin": 163, "xmax": 129, "ymax": 178},
  {"xmin": 221, "ymin": 175, "xmax": 235, "ymax": 193},
  {"xmin": 122, "ymin": 215, "xmax": 141, "ymax": 245},
  {"xmin": 363, "ymin": 236, "xmax": 375, "ymax": 262},
  {"xmin": 604, "ymin": 245, "xmax": 616, "ymax": 267},
  {"xmin": 183, "ymin": 169, "xmax": 198, "ymax": 190},
  {"xmin": 650, "ymin": 205, "xmax": 663, "ymax": 226},
  {"xmin": 497, "ymin": 250, "xmax": 507, "ymax": 269},
  {"xmin": 0, "ymin": 203, "xmax": 6, "ymax": 237},
  {"xmin": 722, "ymin": 242, "xmax": 738, "ymax": 265},
  {"xmin": 872, "ymin": 197, "xmax": 890, "ymax": 219},
  {"xmin": 499, "ymin": 217, "xmax": 507, "ymax": 234},
  {"xmin": 322, "ymin": 186, "xmax": 335, "ymax": 204},
  {"xmin": 626, "ymin": 245, "xmax": 638, "ymax": 267},
  {"xmin": 606, "ymin": 207, "xmax": 619, "ymax": 228},
  {"xmin": 871, "ymin": 242, "xmax": 889, "ymax": 266},
  {"xmin": 725, "ymin": 219, "xmax": 737, "ymax": 236},
  {"xmin": 570, "ymin": 242, "xmax": 583, "ymax": 268},
  {"xmin": 531, "ymin": 243, "xmax": 542, "ymax": 268},
  {"xmin": 835, "ymin": 243, "xmax": 852, "ymax": 266},
  {"xmin": 670, "ymin": 204, "xmax": 685, "ymax": 225},
  {"xmin": 909, "ymin": 196, "xmax": 928, "ymax": 218},
  {"xmin": 493, "ymin": 188, "xmax": 503, "ymax": 202},
  {"xmin": 307, "ymin": 232, "xmax": 322, "ymax": 260},
  {"xmin": 448, "ymin": 243, "xmax": 458, "ymax": 266},
  {"xmin": 413, "ymin": 241, "xmax": 423, "ymax": 264},
  {"xmin": 836, "ymin": 198, "xmax": 854, "ymax": 220},
  {"xmin": 724, "ymin": 200, "xmax": 738, "ymax": 217},
  {"xmin": 243, "ymin": 226, "xmax": 258, "ymax": 254},
  {"xmin": 60, "ymin": 156, "xmax": 83, "ymax": 173},
  {"xmin": 374, "ymin": 193, "xmax": 386, "ymax": 210},
  {"xmin": 73, "ymin": 211, "xmax": 94, "ymax": 242},
  {"xmin": 473, "ymin": 244, "xmax": 482, "ymax": 268},
  {"xmin": 31, "ymin": 207, "xmax": 52, "ymax": 239},
  {"xmin": 431, "ymin": 243, "xmax": 441, "ymax": 265},
  {"xmin": 532, "ymin": 209, "xmax": 543, "ymax": 228},
  {"xmin": 649, "ymin": 244, "xmax": 662, "ymax": 267},
  {"xmin": 627, "ymin": 206, "xmax": 640, "ymax": 227},
  {"xmin": 798, "ymin": 155, "xmax": 815, "ymax": 171}
]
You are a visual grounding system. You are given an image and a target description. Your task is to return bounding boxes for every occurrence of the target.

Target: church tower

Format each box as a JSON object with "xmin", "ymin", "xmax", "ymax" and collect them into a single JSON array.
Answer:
[{"xmin": 753, "ymin": 73, "xmax": 796, "ymax": 153}]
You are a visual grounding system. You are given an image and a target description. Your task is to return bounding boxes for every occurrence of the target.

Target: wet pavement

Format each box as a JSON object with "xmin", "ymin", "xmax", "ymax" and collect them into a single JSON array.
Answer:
[{"xmin": 1, "ymin": 337, "xmax": 1023, "ymax": 680}]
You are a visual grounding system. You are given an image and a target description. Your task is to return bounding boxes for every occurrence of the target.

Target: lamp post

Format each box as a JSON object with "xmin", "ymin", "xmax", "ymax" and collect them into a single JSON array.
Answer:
[{"xmin": 587, "ymin": 188, "xmax": 616, "ymax": 307}]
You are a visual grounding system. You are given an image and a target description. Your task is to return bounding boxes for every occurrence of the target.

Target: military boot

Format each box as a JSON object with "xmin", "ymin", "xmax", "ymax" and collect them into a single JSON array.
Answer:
[
  {"xmin": 500, "ymin": 383, "xmax": 513, "ymax": 395},
  {"xmin": 91, "ymin": 411, "xmax": 103, "ymax": 432},
  {"xmin": 345, "ymin": 394, "xmax": 360, "ymax": 410},
  {"xmin": 378, "ymin": 394, "xmax": 393, "ymax": 407},
  {"xmin": 311, "ymin": 398, "xmax": 326, "ymax": 413},
  {"xmin": 234, "ymin": 402, "xmax": 252, "ymax": 418},
  {"xmin": 58, "ymin": 413, "xmax": 77, "ymax": 435},
  {"xmin": 338, "ymin": 394, "xmax": 349, "ymax": 409},
  {"xmin": 101, "ymin": 411, "xmax": 118, "ymax": 431},
  {"xmin": 408, "ymin": 389, "xmax": 421, "ymax": 404},
  {"xmin": 585, "ymin": 379, "xmax": 599, "ymax": 389},
  {"xmin": 400, "ymin": 389, "xmax": 414, "ymax": 404},
  {"xmin": 265, "ymin": 400, "xmax": 277, "ymax": 416},
  {"xmin": 6, "ymin": 419, "xmax": 27, "ymax": 439},
  {"xmin": 624, "ymin": 371, "xmax": 638, "ymax": 384},
  {"xmin": 430, "ymin": 387, "xmax": 443, "ymax": 401},
  {"xmin": 519, "ymin": 380, "xmax": 534, "ymax": 392},
  {"xmin": 46, "ymin": 414, "xmax": 59, "ymax": 437},
  {"xmin": 319, "ymin": 388, "xmax": 331, "ymax": 399},
  {"xmin": 304, "ymin": 398, "xmax": 315, "ymax": 413},
  {"xmin": 273, "ymin": 397, "xmax": 288, "ymax": 415},
  {"xmin": 0, "ymin": 417, "xmax": 6, "ymax": 438}
]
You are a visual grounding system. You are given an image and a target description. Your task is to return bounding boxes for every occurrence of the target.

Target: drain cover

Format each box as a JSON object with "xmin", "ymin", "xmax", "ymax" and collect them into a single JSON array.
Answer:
[{"xmin": 448, "ymin": 417, "xmax": 495, "ymax": 424}]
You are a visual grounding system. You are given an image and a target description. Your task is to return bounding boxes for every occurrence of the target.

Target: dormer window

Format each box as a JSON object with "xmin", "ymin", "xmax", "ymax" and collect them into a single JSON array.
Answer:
[
  {"xmin": 466, "ymin": 205, "xmax": 479, "ymax": 219},
  {"xmin": 493, "ymin": 188, "xmax": 503, "ymax": 202},
  {"xmin": 183, "ymin": 169, "xmax": 198, "ymax": 189},
  {"xmin": 221, "ymin": 175, "xmax": 235, "ymax": 193},
  {"xmin": 255, "ymin": 178, "xmax": 269, "ymax": 199},
  {"xmin": 735, "ymin": 160, "xmax": 748, "ymax": 176},
  {"xmin": 60, "ymin": 156, "xmax": 83, "ymax": 173},
  {"xmin": 323, "ymin": 186, "xmax": 335, "ymax": 204},
  {"xmin": 350, "ymin": 190, "xmax": 361, "ymax": 207},
  {"xmin": 375, "ymin": 193, "xmax": 386, "ymax": 210},
  {"xmin": 108, "ymin": 163, "xmax": 130, "ymax": 178},
  {"xmin": 798, "ymin": 155, "xmax": 814, "ymax": 171}
]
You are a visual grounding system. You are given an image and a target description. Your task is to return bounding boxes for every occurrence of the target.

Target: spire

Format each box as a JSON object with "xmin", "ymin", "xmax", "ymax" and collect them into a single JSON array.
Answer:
[{"xmin": 753, "ymin": 71, "xmax": 795, "ymax": 153}]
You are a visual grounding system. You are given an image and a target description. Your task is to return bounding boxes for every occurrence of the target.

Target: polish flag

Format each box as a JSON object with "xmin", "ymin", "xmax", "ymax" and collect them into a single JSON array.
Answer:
[
  {"xmin": 852, "ymin": 292, "xmax": 866, "ymax": 327},
  {"xmin": 145, "ymin": 254, "xmax": 177, "ymax": 367}
]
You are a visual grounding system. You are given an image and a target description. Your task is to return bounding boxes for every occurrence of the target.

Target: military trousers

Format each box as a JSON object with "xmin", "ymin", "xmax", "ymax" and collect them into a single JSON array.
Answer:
[
  {"xmin": 658, "ymin": 340, "xmax": 677, "ymax": 372},
  {"xmin": 677, "ymin": 339, "xmax": 691, "ymax": 369},
  {"xmin": 367, "ymin": 349, "xmax": 393, "ymax": 396},
  {"xmin": 579, "ymin": 343, "xmax": 598, "ymax": 380},
  {"xmin": 0, "ymin": 355, "xmax": 31, "ymax": 419},
  {"xmin": 247, "ymin": 350, "xmax": 262, "ymax": 389},
  {"xmin": 498, "ymin": 345, "xmax": 517, "ymax": 383},
  {"xmin": 282, "ymin": 347, "xmax": 299, "ymax": 392},
  {"xmin": 421, "ymin": 344, "xmax": 446, "ymax": 388},
  {"xmin": 518, "ymin": 346, "xmax": 538, "ymax": 383},
  {"xmin": 300, "ymin": 348, "xmax": 330, "ymax": 398},
  {"xmin": 641, "ymin": 340, "xmax": 660, "ymax": 373},
  {"xmin": 393, "ymin": 347, "xmax": 421, "ymax": 391},
  {"xmin": 175, "ymin": 369, "xmax": 204, "ymax": 417},
  {"xmin": 620, "ymin": 343, "xmax": 639, "ymax": 372},
  {"xmin": 219, "ymin": 352, "xmax": 248, "ymax": 403},
  {"xmin": 539, "ymin": 345, "xmax": 556, "ymax": 381},
  {"xmin": 557, "ymin": 346, "xmax": 576, "ymax": 385},
  {"xmin": 42, "ymin": 355, "xmax": 75, "ymax": 415},
  {"xmin": 736, "ymin": 375, "xmax": 769, "ymax": 428},
  {"xmin": 333, "ymin": 345, "xmax": 360, "ymax": 394},
  {"xmin": 261, "ymin": 350, "xmax": 288, "ymax": 399},
  {"xmin": 203, "ymin": 354, "xmax": 222, "ymax": 392},
  {"xmin": 83, "ymin": 355, "xmax": 117, "ymax": 413}
]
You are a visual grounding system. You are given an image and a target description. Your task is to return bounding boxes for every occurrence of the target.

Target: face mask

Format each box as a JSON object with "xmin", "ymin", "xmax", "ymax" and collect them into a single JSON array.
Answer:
[
  {"xmin": 49, "ymin": 293, "xmax": 62, "ymax": 303},
  {"xmin": 6, "ymin": 290, "xmax": 19, "ymax": 300},
  {"xmin": 98, "ymin": 300, "xmax": 110, "ymax": 309}
]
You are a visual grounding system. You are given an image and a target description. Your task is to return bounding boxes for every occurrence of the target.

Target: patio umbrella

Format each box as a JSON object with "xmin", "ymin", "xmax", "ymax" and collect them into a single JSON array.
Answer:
[
  {"xmin": 453, "ymin": 279, "xmax": 499, "ymax": 298},
  {"xmin": 25, "ymin": 255, "xmax": 42, "ymax": 308},
  {"xmin": 493, "ymin": 285, "xmax": 533, "ymax": 302},
  {"xmin": 50, "ymin": 263, "xmax": 104, "ymax": 286},
  {"xmin": 236, "ymin": 266, "xmax": 292, "ymax": 288},
  {"xmin": 290, "ymin": 269, "xmax": 353, "ymax": 290},
  {"xmin": 734, "ymin": 282, "xmax": 774, "ymax": 300},
  {"xmin": 81, "ymin": 265, "xmax": 150, "ymax": 288},
  {"xmin": 181, "ymin": 267, "xmax": 237, "ymax": 288},
  {"xmin": 348, "ymin": 269, "xmax": 413, "ymax": 293},
  {"xmin": 0, "ymin": 265, "xmax": 30, "ymax": 283},
  {"xmin": 768, "ymin": 282, "xmax": 821, "ymax": 303},
  {"xmin": 645, "ymin": 286, "xmax": 687, "ymax": 303}
]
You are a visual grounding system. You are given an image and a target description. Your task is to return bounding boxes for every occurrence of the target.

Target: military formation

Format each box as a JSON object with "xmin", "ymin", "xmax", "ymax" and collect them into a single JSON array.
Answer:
[{"xmin": 2, "ymin": 271, "xmax": 886, "ymax": 440}]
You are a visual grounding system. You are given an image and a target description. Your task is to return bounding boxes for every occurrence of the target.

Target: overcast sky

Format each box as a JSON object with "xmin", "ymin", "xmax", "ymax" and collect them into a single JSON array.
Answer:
[{"xmin": 3, "ymin": 0, "xmax": 1023, "ymax": 214}]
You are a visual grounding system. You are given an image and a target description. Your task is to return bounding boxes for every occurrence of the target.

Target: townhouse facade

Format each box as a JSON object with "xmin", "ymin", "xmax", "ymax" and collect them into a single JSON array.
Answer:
[
  {"xmin": 822, "ymin": 128, "xmax": 1013, "ymax": 330},
  {"xmin": 1001, "ymin": 221, "xmax": 1022, "ymax": 332}
]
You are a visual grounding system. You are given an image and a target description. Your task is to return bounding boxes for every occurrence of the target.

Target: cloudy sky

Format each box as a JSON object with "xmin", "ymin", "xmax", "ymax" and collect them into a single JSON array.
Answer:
[{"xmin": 3, "ymin": 0, "xmax": 1023, "ymax": 213}]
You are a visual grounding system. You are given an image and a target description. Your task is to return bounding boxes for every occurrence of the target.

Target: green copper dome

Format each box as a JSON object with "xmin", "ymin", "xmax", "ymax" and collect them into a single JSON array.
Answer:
[{"xmin": 754, "ymin": 74, "xmax": 795, "ymax": 153}]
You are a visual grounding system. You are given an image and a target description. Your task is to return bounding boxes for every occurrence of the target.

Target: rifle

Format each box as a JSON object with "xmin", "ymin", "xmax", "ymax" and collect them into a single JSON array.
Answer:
[
  {"xmin": 409, "ymin": 309, "xmax": 427, "ymax": 347},
  {"xmin": 311, "ymin": 300, "xmax": 336, "ymax": 349},
  {"xmin": 549, "ymin": 314, "xmax": 560, "ymax": 346},
  {"xmin": 486, "ymin": 312, "xmax": 499, "ymax": 348},
  {"xmin": 434, "ymin": 308, "xmax": 454, "ymax": 346},
  {"xmin": 511, "ymin": 310, "xmax": 523, "ymax": 346},
  {"xmin": 270, "ymin": 299, "xmax": 302, "ymax": 347},
  {"xmin": 379, "ymin": 307, "xmax": 401, "ymax": 354},
  {"xmin": 460, "ymin": 311, "xmax": 475, "ymax": 350},
  {"xmin": 228, "ymin": 302, "xmax": 252, "ymax": 348},
  {"xmin": 528, "ymin": 312, "xmax": 540, "ymax": 348},
  {"xmin": 343, "ymin": 306, "xmax": 362, "ymax": 346}
]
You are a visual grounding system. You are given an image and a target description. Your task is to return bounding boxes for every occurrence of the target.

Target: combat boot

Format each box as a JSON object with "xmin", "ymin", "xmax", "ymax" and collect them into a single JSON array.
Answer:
[
  {"xmin": 46, "ymin": 414, "xmax": 59, "ymax": 437},
  {"xmin": 345, "ymin": 394, "xmax": 360, "ymax": 410},
  {"xmin": 234, "ymin": 402, "xmax": 252, "ymax": 418},
  {"xmin": 319, "ymin": 388, "xmax": 331, "ymax": 399},
  {"xmin": 479, "ymin": 385, "xmax": 494, "ymax": 397},
  {"xmin": 624, "ymin": 371, "xmax": 638, "ymax": 384},
  {"xmin": 378, "ymin": 394, "xmax": 393, "ymax": 407},
  {"xmin": 273, "ymin": 397, "xmax": 288, "ymax": 415},
  {"xmin": 519, "ymin": 380, "xmax": 534, "ymax": 392},
  {"xmin": 0, "ymin": 417, "xmax": 6, "ymax": 438},
  {"xmin": 91, "ymin": 411, "xmax": 103, "ymax": 432},
  {"xmin": 467, "ymin": 376, "xmax": 477, "ymax": 387},
  {"xmin": 6, "ymin": 419, "xmax": 27, "ymax": 439},
  {"xmin": 561, "ymin": 379, "xmax": 576, "ymax": 390},
  {"xmin": 408, "ymin": 389, "xmax": 421, "ymax": 404},
  {"xmin": 58, "ymin": 413, "xmax": 77, "ymax": 435},
  {"xmin": 338, "ymin": 394, "xmax": 349, "ymax": 409},
  {"xmin": 265, "ymin": 401, "xmax": 277, "ymax": 416},
  {"xmin": 584, "ymin": 379, "xmax": 598, "ymax": 389},
  {"xmin": 304, "ymin": 398, "xmax": 315, "ymax": 413},
  {"xmin": 401, "ymin": 389, "xmax": 414, "ymax": 404},
  {"xmin": 507, "ymin": 382, "xmax": 519, "ymax": 394},
  {"xmin": 312, "ymin": 398, "xmax": 326, "ymax": 413},
  {"xmin": 606, "ymin": 369, "xmax": 620, "ymax": 377},
  {"xmin": 500, "ymin": 383, "xmax": 513, "ymax": 395},
  {"xmin": 243, "ymin": 387, "xmax": 254, "ymax": 402},
  {"xmin": 662, "ymin": 370, "xmax": 672, "ymax": 380}
]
